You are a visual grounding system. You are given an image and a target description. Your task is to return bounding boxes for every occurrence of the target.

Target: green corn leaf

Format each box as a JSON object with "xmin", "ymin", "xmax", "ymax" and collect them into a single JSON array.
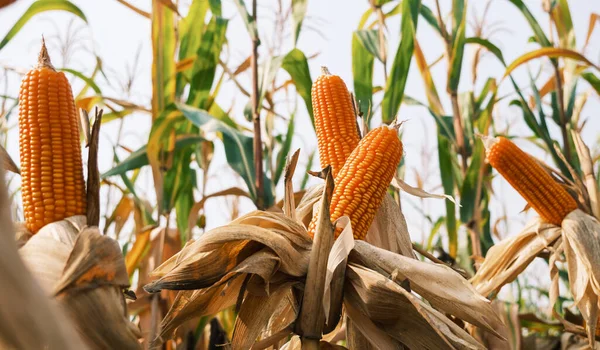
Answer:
[
  {"xmin": 282, "ymin": 49, "xmax": 314, "ymax": 127},
  {"xmin": 186, "ymin": 16, "xmax": 228, "ymax": 108},
  {"xmin": 0, "ymin": 0, "xmax": 87, "ymax": 51},
  {"xmin": 291, "ymin": 0, "xmax": 307, "ymax": 45},
  {"xmin": 352, "ymin": 31, "xmax": 375, "ymax": 121},
  {"xmin": 381, "ymin": 0, "xmax": 420, "ymax": 123}
]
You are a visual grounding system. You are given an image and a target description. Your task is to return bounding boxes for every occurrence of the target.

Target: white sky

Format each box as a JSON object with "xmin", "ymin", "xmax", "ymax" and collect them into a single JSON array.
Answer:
[{"xmin": 1, "ymin": 0, "xmax": 600, "ymax": 286}]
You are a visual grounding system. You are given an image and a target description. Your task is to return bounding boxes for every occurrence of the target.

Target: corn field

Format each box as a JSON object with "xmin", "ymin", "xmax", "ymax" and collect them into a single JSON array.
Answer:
[{"xmin": 2, "ymin": 0, "xmax": 600, "ymax": 349}]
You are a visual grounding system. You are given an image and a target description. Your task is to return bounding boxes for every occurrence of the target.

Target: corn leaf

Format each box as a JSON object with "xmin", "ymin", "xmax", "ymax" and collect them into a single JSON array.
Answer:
[
  {"xmin": 381, "ymin": 0, "xmax": 420, "ymax": 123},
  {"xmin": 0, "ymin": 0, "xmax": 87, "ymax": 51},
  {"xmin": 465, "ymin": 37, "xmax": 506, "ymax": 65},
  {"xmin": 582, "ymin": 72, "xmax": 600, "ymax": 95},
  {"xmin": 419, "ymin": 4, "xmax": 441, "ymax": 34},
  {"xmin": 355, "ymin": 30, "xmax": 384, "ymax": 62},
  {"xmin": 507, "ymin": 0, "xmax": 551, "ymax": 47},
  {"xmin": 59, "ymin": 68, "xmax": 102, "ymax": 94},
  {"xmin": 233, "ymin": 0, "xmax": 258, "ymax": 42},
  {"xmin": 459, "ymin": 141, "xmax": 484, "ymax": 224},
  {"xmin": 151, "ymin": 0, "xmax": 176, "ymax": 118},
  {"xmin": 282, "ymin": 48, "xmax": 314, "ymax": 127},
  {"xmin": 176, "ymin": 103, "xmax": 274, "ymax": 207},
  {"xmin": 176, "ymin": 0, "xmax": 210, "ymax": 94},
  {"xmin": 503, "ymin": 47, "xmax": 599, "ymax": 79},
  {"xmin": 352, "ymin": 31, "xmax": 375, "ymax": 121},
  {"xmin": 291, "ymin": 0, "xmax": 307, "ymax": 45},
  {"xmin": 447, "ymin": 0, "xmax": 466, "ymax": 93},
  {"xmin": 102, "ymin": 135, "xmax": 205, "ymax": 177},
  {"xmin": 551, "ymin": 0, "xmax": 575, "ymax": 49},
  {"xmin": 186, "ymin": 16, "xmax": 228, "ymax": 108},
  {"xmin": 438, "ymin": 135, "xmax": 457, "ymax": 257},
  {"xmin": 274, "ymin": 113, "xmax": 295, "ymax": 185},
  {"xmin": 584, "ymin": 13, "xmax": 600, "ymax": 49},
  {"xmin": 414, "ymin": 39, "xmax": 443, "ymax": 115}
]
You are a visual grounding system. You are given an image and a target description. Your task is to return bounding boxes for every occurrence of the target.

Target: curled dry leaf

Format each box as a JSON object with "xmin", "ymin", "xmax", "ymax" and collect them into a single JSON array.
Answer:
[
  {"xmin": 345, "ymin": 264, "xmax": 485, "ymax": 349},
  {"xmin": 0, "ymin": 144, "xmax": 19, "ymax": 175},
  {"xmin": 365, "ymin": 193, "xmax": 415, "ymax": 258},
  {"xmin": 295, "ymin": 183, "xmax": 324, "ymax": 228},
  {"xmin": 353, "ymin": 241, "xmax": 507, "ymax": 341},
  {"xmin": 19, "ymin": 216, "xmax": 141, "ymax": 349},
  {"xmin": 562, "ymin": 209, "xmax": 600, "ymax": 346},
  {"xmin": 470, "ymin": 218, "xmax": 561, "ymax": 296},
  {"xmin": 392, "ymin": 175, "xmax": 459, "ymax": 206},
  {"xmin": 0, "ymin": 166, "xmax": 85, "ymax": 349}
]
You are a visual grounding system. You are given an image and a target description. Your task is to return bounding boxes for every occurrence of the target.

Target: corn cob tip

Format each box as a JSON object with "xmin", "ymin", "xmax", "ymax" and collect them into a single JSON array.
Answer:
[
  {"xmin": 391, "ymin": 120, "xmax": 407, "ymax": 131},
  {"xmin": 320, "ymin": 66, "xmax": 331, "ymax": 75},
  {"xmin": 478, "ymin": 134, "xmax": 499, "ymax": 151},
  {"xmin": 37, "ymin": 37, "xmax": 55, "ymax": 71}
]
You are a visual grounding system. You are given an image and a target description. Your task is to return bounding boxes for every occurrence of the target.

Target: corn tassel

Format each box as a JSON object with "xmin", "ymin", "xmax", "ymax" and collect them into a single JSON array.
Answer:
[
  {"xmin": 484, "ymin": 136, "xmax": 576, "ymax": 226},
  {"xmin": 308, "ymin": 125, "xmax": 402, "ymax": 240},
  {"xmin": 19, "ymin": 41, "xmax": 86, "ymax": 233},
  {"xmin": 312, "ymin": 66, "xmax": 360, "ymax": 178}
]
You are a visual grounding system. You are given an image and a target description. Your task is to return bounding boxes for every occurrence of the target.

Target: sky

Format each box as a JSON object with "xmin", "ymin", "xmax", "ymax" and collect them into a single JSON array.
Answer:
[{"xmin": 1, "ymin": 0, "xmax": 600, "ymax": 290}]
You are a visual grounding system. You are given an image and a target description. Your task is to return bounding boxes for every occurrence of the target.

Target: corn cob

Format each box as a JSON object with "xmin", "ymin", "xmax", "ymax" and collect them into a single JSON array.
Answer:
[
  {"xmin": 19, "ymin": 41, "xmax": 86, "ymax": 233},
  {"xmin": 484, "ymin": 136, "xmax": 576, "ymax": 226},
  {"xmin": 308, "ymin": 125, "xmax": 403, "ymax": 240},
  {"xmin": 312, "ymin": 66, "xmax": 360, "ymax": 178}
]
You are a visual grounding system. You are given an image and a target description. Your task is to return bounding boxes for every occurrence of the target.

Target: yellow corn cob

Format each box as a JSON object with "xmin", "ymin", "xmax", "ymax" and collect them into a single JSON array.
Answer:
[
  {"xmin": 308, "ymin": 125, "xmax": 403, "ymax": 240},
  {"xmin": 19, "ymin": 41, "xmax": 86, "ymax": 233},
  {"xmin": 485, "ymin": 136, "xmax": 576, "ymax": 226},
  {"xmin": 312, "ymin": 66, "xmax": 360, "ymax": 178}
]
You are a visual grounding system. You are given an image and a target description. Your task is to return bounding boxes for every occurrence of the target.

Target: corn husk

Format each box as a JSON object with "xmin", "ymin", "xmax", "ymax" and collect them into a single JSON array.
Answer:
[
  {"xmin": 0, "ymin": 166, "xmax": 85, "ymax": 349},
  {"xmin": 144, "ymin": 156, "xmax": 502, "ymax": 348},
  {"xmin": 470, "ymin": 218, "xmax": 561, "ymax": 296},
  {"xmin": 18, "ymin": 216, "xmax": 141, "ymax": 349}
]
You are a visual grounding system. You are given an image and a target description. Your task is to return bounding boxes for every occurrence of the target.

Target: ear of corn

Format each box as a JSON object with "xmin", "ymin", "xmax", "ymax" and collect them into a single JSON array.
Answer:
[
  {"xmin": 19, "ymin": 41, "xmax": 86, "ymax": 233},
  {"xmin": 308, "ymin": 125, "xmax": 403, "ymax": 240},
  {"xmin": 312, "ymin": 66, "xmax": 360, "ymax": 178},
  {"xmin": 485, "ymin": 136, "xmax": 577, "ymax": 226}
]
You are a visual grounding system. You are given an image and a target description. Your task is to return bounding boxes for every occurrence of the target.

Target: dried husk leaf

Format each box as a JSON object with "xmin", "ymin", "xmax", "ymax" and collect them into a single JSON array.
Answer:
[
  {"xmin": 561, "ymin": 209, "xmax": 600, "ymax": 347},
  {"xmin": 283, "ymin": 149, "xmax": 300, "ymax": 219},
  {"xmin": 19, "ymin": 217, "xmax": 141, "ymax": 349},
  {"xmin": 365, "ymin": 193, "xmax": 415, "ymax": 258},
  {"xmin": 0, "ymin": 144, "xmax": 19, "ymax": 174},
  {"xmin": 353, "ymin": 241, "xmax": 506, "ymax": 341},
  {"xmin": 470, "ymin": 219, "xmax": 561, "ymax": 296},
  {"xmin": 344, "ymin": 302, "xmax": 401, "ymax": 349},
  {"xmin": 572, "ymin": 131, "xmax": 600, "ymax": 220},
  {"xmin": 54, "ymin": 227, "xmax": 130, "ymax": 295},
  {"xmin": 14, "ymin": 222, "xmax": 32, "ymax": 248},
  {"xmin": 0, "ymin": 167, "xmax": 86, "ymax": 349},
  {"xmin": 324, "ymin": 216, "xmax": 354, "ymax": 330},
  {"xmin": 296, "ymin": 184, "xmax": 324, "ymax": 228},
  {"xmin": 151, "ymin": 275, "xmax": 245, "ymax": 347},
  {"xmin": 298, "ymin": 168, "xmax": 335, "ymax": 341},
  {"xmin": 146, "ymin": 211, "xmax": 311, "ymax": 292},
  {"xmin": 59, "ymin": 286, "xmax": 141, "ymax": 349},
  {"xmin": 232, "ymin": 283, "xmax": 292, "ymax": 349},
  {"xmin": 345, "ymin": 264, "xmax": 484, "ymax": 349},
  {"xmin": 392, "ymin": 176, "xmax": 458, "ymax": 205}
]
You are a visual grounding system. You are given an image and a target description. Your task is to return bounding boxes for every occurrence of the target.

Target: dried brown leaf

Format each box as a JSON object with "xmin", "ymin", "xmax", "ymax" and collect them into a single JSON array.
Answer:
[
  {"xmin": 345, "ymin": 264, "xmax": 485, "ymax": 349},
  {"xmin": 470, "ymin": 219, "xmax": 561, "ymax": 296},
  {"xmin": 365, "ymin": 193, "xmax": 415, "ymax": 257},
  {"xmin": 0, "ymin": 166, "xmax": 86, "ymax": 349},
  {"xmin": 54, "ymin": 227, "xmax": 130, "ymax": 295},
  {"xmin": 353, "ymin": 241, "xmax": 506, "ymax": 341},
  {"xmin": 0, "ymin": 144, "xmax": 19, "ymax": 174}
]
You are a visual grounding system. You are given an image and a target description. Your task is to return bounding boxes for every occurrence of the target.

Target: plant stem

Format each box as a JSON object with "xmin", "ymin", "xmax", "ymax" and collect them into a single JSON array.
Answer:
[
  {"xmin": 435, "ymin": 0, "xmax": 468, "ymax": 174},
  {"xmin": 251, "ymin": 0, "xmax": 264, "ymax": 210}
]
